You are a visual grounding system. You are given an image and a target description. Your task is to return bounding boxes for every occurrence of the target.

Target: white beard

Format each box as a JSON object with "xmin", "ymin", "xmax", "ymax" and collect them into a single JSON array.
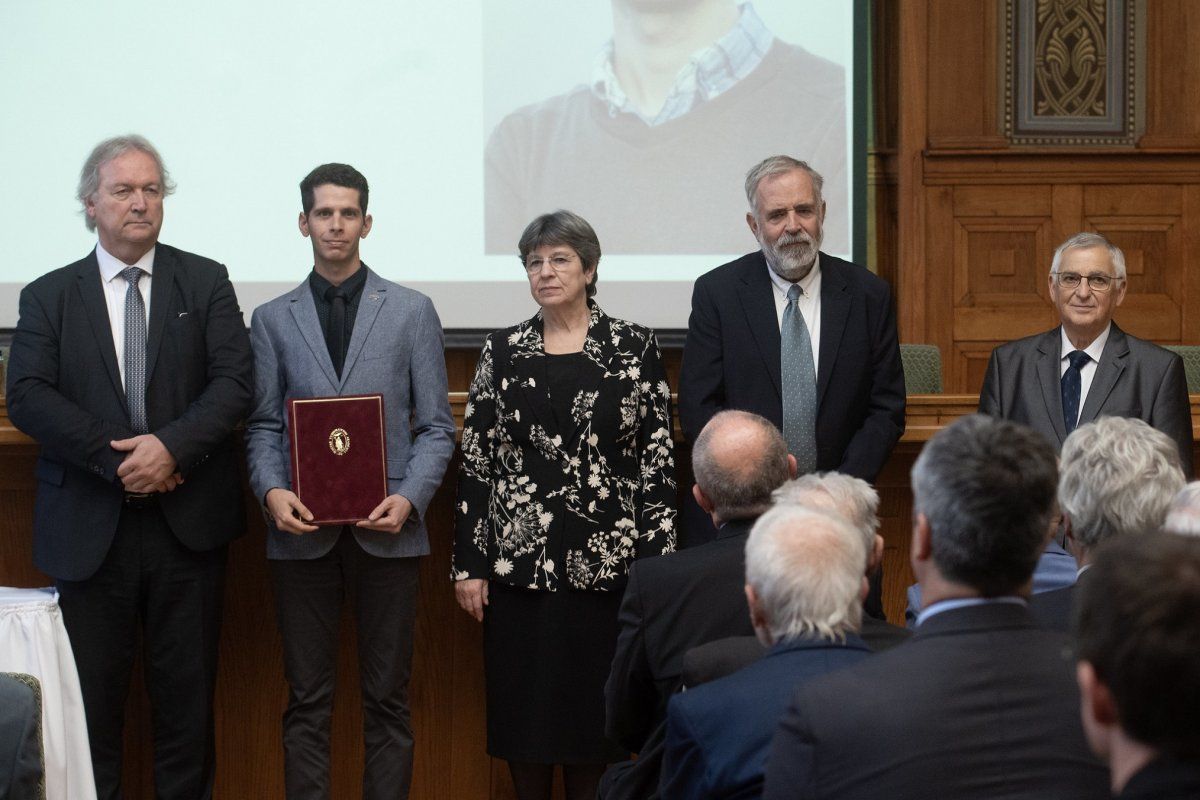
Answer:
[{"xmin": 763, "ymin": 228, "xmax": 823, "ymax": 281}]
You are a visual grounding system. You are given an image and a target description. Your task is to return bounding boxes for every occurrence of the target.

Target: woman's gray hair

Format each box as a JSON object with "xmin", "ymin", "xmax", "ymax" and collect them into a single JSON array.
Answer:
[
  {"xmin": 76, "ymin": 135, "xmax": 175, "ymax": 232},
  {"xmin": 745, "ymin": 505, "xmax": 865, "ymax": 643},
  {"xmin": 518, "ymin": 210, "xmax": 601, "ymax": 298},
  {"xmin": 1165, "ymin": 482, "xmax": 1200, "ymax": 537},
  {"xmin": 772, "ymin": 472, "xmax": 879, "ymax": 570},
  {"xmin": 1050, "ymin": 231, "xmax": 1126, "ymax": 280},
  {"xmin": 1059, "ymin": 417, "xmax": 1185, "ymax": 550},
  {"xmin": 744, "ymin": 155, "xmax": 824, "ymax": 214}
]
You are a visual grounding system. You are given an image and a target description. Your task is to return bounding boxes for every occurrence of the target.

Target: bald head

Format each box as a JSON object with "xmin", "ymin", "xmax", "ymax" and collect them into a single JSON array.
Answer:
[{"xmin": 692, "ymin": 410, "xmax": 791, "ymax": 523}]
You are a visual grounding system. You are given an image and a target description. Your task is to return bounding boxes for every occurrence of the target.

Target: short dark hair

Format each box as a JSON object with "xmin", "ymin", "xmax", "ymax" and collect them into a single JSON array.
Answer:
[
  {"xmin": 911, "ymin": 415, "xmax": 1058, "ymax": 595},
  {"xmin": 518, "ymin": 210, "xmax": 601, "ymax": 298},
  {"xmin": 1075, "ymin": 532, "xmax": 1200, "ymax": 758},
  {"xmin": 300, "ymin": 163, "xmax": 369, "ymax": 215}
]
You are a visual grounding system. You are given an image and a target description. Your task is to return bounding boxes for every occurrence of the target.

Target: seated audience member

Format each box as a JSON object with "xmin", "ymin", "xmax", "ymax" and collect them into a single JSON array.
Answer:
[
  {"xmin": 661, "ymin": 505, "xmax": 873, "ymax": 800},
  {"xmin": 683, "ymin": 473, "xmax": 909, "ymax": 687},
  {"xmin": 1164, "ymin": 481, "xmax": 1200, "ymax": 535},
  {"xmin": 1074, "ymin": 532, "xmax": 1200, "ymax": 798},
  {"xmin": 1031, "ymin": 417, "xmax": 1184, "ymax": 631},
  {"xmin": 601, "ymin": 410, "xmax": 794, "ymax": 799},
  {"xmin": 763, "ymin": 414, "xmax": 1109, "ymax": 800},
  {"xmin": 0, "ymin": 673, "xmax": 43, "ymax": 800}
]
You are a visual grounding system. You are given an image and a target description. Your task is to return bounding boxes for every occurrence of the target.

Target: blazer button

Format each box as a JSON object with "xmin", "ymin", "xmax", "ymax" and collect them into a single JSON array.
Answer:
[{"xmin": 90, "ymin": 464, "xmax": 103, "ymax": 474}]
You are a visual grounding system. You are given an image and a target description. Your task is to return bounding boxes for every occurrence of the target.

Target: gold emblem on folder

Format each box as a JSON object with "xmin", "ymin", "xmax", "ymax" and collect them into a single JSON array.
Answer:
[{"xmin": 328, "ymin": 427, "xmax": 350, "ymax": 455}]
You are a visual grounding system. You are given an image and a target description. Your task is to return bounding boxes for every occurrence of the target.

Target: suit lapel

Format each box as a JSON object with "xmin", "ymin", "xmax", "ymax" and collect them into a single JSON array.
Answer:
[
  {"xmin": 288, "ymin": 281, "xmax": 340, "ymax": 391},
  {"xmin": 816, "ymin": 255, "xmax": 850, "ymax": 404},
  {"xmin": 1035, "ymin": 328, "xmax": 1068, "ymax": 445},
  {"xmin": 508, "ymin": 315, "xmax": 558, "ymax": 437},
  {"xmin": 339, "ymin": 269, "xmax": 386, "ymax": 386},
  {"xmin": 143, "ymin": 246, "xmax": 174, "ymax": 386},
  {"xmin": 1078, "ymin": 323, "xmax": 1128, "ymax": 425},
  {"xmin": 74, "ymin": 251, "xmax": 126, "ymax": 404},
  {"xmin": 737, "ymin": 255, "xmax": 782, "ymax": 398}
]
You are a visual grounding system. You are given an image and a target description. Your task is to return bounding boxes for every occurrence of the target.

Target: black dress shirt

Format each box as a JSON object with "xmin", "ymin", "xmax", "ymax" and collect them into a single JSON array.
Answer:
[{"xmin": 308, "ymin": 265, "xmax": 368, "ymax": 375}]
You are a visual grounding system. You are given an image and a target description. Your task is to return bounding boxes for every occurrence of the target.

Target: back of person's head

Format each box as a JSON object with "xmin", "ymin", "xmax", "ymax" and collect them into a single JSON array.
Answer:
[
  {"xmin": 1164, "ymin": 481, "xmax": 1200, "ymax": 537},
  {"xmin": 692, "ymin": 410, "xmax": 790, "ymax": 522},
  {"xmin": 1074, "ymin": 532, "xmax": 1200, "ymax": 760},
  {"xmin": 911, "ymin": 414, "xmax": 1057, "ymax": 595},
  {"xmin": 745, "ymin": 505, "xmax": 866, "ymax": 643},
  {"xmin": 772, "ymin": 472, "xmax": 879, "ymax": 572},
  {"xmin": 1059, "ymin": 417, "xmax": 1184, "ymax": 552}
]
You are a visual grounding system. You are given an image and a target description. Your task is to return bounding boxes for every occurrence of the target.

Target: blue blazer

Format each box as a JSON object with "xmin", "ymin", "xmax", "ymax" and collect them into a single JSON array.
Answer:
[
  {"xmin": 661, "ymin": 633, "xmax": 872, "ymax": 800},
  {"xmin": 245, "ymin": 268, "xmax": 455, "ymax": 559}
]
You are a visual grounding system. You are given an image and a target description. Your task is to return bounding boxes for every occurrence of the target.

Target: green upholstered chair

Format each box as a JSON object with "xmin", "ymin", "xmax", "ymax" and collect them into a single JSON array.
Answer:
[
  {"xmin": 899, "ymin": 344, "xmax": 943, "ymax": 394},
  {"xmin": 1164, "ymin": 345, "xmax": 1200, "ymax": 394}
]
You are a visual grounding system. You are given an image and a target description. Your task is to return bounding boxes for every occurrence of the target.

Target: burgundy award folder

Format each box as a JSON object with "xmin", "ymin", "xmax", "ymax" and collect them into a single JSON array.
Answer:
[{"xmin": 288, "ymin": 394, "xmax": 388, "ymax": 525}]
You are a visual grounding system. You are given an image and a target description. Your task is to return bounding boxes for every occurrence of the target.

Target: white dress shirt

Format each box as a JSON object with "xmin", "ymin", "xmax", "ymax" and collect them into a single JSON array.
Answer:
[
  {"xmin": 768, "ymin": 261, "xmax": 821, "ymax": 374},
  {"xmin": 95, "ymin": 242, "xmax": 155, "ymax": 387},
  {"xmin": 1059, "ymin": 323, "xmax": 1110, "ymax": 427}
]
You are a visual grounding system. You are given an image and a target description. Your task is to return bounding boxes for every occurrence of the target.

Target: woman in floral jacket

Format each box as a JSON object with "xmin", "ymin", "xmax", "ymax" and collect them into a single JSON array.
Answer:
[{"xmin": 453, "ymin": 210, "xmax": 676, "ymax": 800}]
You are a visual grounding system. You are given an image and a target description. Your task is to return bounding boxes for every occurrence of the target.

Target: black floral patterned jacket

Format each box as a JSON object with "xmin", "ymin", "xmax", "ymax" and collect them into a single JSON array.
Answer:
[{"xmin": 453, "ymin": 303, "xmax": 677, "ymax": 592}]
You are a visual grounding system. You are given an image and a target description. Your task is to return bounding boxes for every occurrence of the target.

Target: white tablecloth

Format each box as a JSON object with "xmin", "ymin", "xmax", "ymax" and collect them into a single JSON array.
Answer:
[{"xmin": 0, "ymin": 587, "xmax": 97, "ymax": 800}]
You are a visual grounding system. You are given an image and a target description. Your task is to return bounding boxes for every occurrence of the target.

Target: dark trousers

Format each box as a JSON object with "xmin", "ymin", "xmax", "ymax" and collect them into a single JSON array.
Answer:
[
  {"xmin": 270, "ymin": 532, "xmax": 421, "ymax": 800},
  {"xmin": 57, "ymin": 502, "xmax": 227, "ymax": 800}
]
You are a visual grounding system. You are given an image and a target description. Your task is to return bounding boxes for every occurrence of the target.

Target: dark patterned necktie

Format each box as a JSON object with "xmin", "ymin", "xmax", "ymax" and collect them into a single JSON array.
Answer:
[
  {"xmin": 325, "ymin": 284, "xmax": 347, "ymax": 378},
  {"xmin": 1061, "ymin": 350, "xmax": 1091, "ymax": 435},
  {"xmin": 122, "ymin": 266, "xmax": 148, "ymax": 434},
  {"xmin": 782, "ymin": 283, "xmax": 817, "ymax": 472}
]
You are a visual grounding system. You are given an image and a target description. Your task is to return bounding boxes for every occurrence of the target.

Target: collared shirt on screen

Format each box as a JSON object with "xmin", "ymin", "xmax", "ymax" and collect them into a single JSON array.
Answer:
[
  {"xmin": 96, "ymin": 241, "xmax": 155, "ymax": 387},
  {"xmin": 768, "ymin": 260, "xmax": 821, "ymax": 373},
  {"xmin": 590, "ymin": 2, "xmax": 774, "ymax": 126}
]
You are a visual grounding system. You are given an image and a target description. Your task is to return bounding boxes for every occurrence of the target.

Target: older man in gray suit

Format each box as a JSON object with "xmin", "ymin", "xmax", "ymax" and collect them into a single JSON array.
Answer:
[
  {"xmin": 979, "ymin": 231, "xmax": 1193, "ymax": 477},
  {"xmin": 245, "ymin": 163, "xmax": 455, "ymax": 800}
]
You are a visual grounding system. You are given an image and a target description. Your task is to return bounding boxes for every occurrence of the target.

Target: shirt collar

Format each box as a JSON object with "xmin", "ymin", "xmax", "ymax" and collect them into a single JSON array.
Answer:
[
  {"xmin": 590, "ymin": 2, "xmax": 774, "ymax": 125},
  {"xmin": 309, "ymin": 263, "xmax": 369, "ymax": 301},
  {"xmin": 767, "ymin": 258, "xmax": 822, "ymax": 300},
  {"xmin": 96, "ymin": 241, "xmax": 155, "ymax": 284},
  {"xmin": 915, "ymin": 595, "xmax": 1027, "ymax": 628},
  {"xmin": 1059, "ymin": 322, "xmax": 1111, "ymax": 363}
]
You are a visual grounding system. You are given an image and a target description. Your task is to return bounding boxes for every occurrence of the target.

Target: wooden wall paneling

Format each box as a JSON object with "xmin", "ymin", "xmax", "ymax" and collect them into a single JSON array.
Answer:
[
  {"xmin": 1184, "ymin": 183, "xmax": 1200, "ymax": 344},
  {"xmin": 897, "ymin": 0, "xmax": 929, "ymax": 344},
  {"xmin": 1140, "ymin": 0, "xmax": 1200, "ymax": 149},
  {"xmin": 923, "ymin": 185, "xmax": 956, "ymax": 386},
  {"xmin": 926, "ymin": 0, "xmax": 1006, "ymax": 150}
]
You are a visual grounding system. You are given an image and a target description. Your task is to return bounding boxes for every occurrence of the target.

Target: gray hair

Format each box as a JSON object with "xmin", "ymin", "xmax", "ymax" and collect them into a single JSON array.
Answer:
[
  {"xmin": 1059, "ymin": 417, "xmax": 1184, "ymax": 551},
  {"xmin": 744, "ymin": 155, "xmax": 824, "ymax": 216},
  {"xmin": 912, "ymin": 414, "xmax": 1058, "ymax": 595},
  {"xmin": 1050, "ymin": 231, "xmax": 1127, "ymax": 281},
  {"xmin": 1163, "ymin": 482, "xmax": 1200, "ymax": 537},
  {"xmin": 76, "ymin": 134, "xmax": 175, "ymax": 232},
  {"xmin": 772, "ymin": 472, "xmax": 879, "ymax": 571},
  {"xmin": 692, "ymin": 410, "xmax": 790, "ymax": 522},
  {"xmin": 518, "ymin": 210, "xmax": 601, "ymax": 298},
  {"xmin": 745, "ymin": 505, "xmax": 865, "ymax": 642}
]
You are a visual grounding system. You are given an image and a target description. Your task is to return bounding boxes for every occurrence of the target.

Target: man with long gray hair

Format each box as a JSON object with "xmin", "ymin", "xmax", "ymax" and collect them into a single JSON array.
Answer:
[
  {"xmin": 980, "ymin": 231, "xmax": 1193, "ymax": 476},
  {"xmin": 1031, "ymin": 416, "xmax": 1186, "ymax": 631},
  {"xmin": 764, "ymin": 415, "xmax": 1108, "ymax": 799},
  {"xmin": 662, "ymin": 505, "xmax": 875, "ymax": 800},
  {"xmin": 7, "ymin": 135, "xmax": 252, "ymax": 799}
]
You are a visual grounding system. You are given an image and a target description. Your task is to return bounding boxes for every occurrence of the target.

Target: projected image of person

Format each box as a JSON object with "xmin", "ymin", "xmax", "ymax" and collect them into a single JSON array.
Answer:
[
  {"xmin": 453, "ymin": 210, "xmax": 677, "ymax": 800},
  {"xmin": 484, "ymin": 1, "xmax": 848, "ymax": 256}
]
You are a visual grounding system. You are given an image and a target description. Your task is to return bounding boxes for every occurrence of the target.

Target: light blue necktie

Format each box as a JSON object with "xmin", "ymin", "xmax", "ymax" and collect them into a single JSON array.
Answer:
[
  {"xmin": 782, "ymin": 283, "xmax": 817, "ymax": 472},
  {"xmin": 122, "ymin": 266, "xmax": 148, "ymax": 434}
]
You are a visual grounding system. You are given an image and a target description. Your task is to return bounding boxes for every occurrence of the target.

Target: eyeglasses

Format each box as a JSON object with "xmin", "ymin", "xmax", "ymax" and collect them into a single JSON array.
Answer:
[
  {"xmin": 1052, "ymin": 272, "xmax": 1122, "ymax": 292},
  {"xmin": 524, "ymin": 254, "xmax": 576, "ymax": 273}
]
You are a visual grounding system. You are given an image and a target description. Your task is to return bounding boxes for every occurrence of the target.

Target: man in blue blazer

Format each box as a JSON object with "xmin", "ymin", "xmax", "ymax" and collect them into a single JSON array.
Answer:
[
  {"xmin": 660, "ymin": 504, "xmax": 874, "ymax": 800},
  {"xmin": 7, "ymin": 135, "xmax": 252, "ymax": 799},
  {"xmin": 244, "ymin": 164, "xmax": 455, "ymax": 799}
]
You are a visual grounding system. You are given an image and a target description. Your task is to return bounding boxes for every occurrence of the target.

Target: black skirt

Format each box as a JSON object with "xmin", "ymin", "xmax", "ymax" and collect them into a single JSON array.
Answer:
[{"xmin": 483, "ymin": 580, "xmax": 629, "ymax": 764}]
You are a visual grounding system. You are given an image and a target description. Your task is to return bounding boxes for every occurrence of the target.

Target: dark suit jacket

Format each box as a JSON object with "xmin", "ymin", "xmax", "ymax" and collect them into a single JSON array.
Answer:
[
  {"xmin": 1118, "ymin": 758, "xmax": 1200, "ymax": 799},
  {"xmin": 1029, "ymin": 584, "xmax": 1076, "ymax": 633},
  {"xmin": 6, "ymin": 245, "xmax": 252, "ymax": 580},
  {"xmin": 979, "ymin": 323, "xmax": 1194, "ymax": 477},
  {"xmin": 0, "ymin": 675, "xmax": 42, "ymax": 800},
  {"xmin": 453, "ymin": 303, "xmax": 676, "ymax": 591},
  {"xmin": 682, "ymin": 617, "xmax": 911, "ymax": 687},
  {"xmin": 678, "ymin": 251, "xmax": 905, "ymax": 481},
  {"xmin": 763, "ymin": 603, "xmax": 1110, "ymax": 800},
  {"xmin": 605, "ymin": 518, "xmax": 756, "ymax": 753},
  {"xmin": 662, "ymin": 634, "xmax": 872, "ymax": 800}
]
